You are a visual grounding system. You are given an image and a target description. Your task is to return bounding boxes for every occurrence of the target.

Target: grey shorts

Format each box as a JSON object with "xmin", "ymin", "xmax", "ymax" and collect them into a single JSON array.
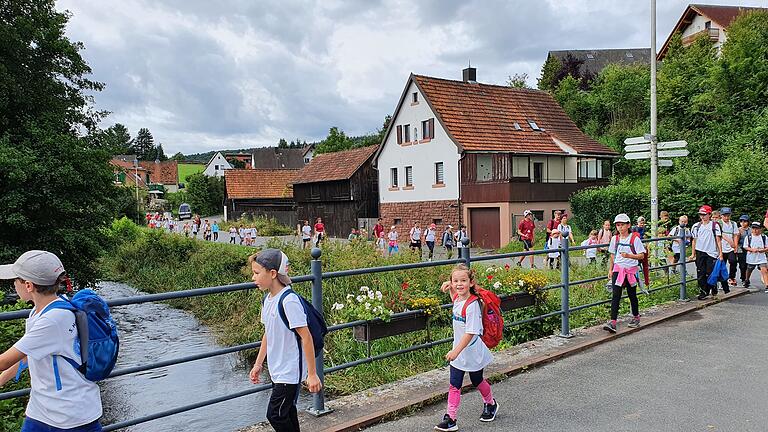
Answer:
[{"xmin": 747, "ymin": 263, "xmax": 768, "ymax": 270}]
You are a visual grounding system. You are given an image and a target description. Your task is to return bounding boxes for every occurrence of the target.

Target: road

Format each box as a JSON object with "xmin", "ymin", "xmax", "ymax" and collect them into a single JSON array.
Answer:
[{"xmin": 365, "ymin": 291, "xmax": 768, "ymax": 432}]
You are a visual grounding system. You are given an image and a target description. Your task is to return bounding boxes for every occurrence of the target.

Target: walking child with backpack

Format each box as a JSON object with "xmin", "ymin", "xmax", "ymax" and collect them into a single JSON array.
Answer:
[
  {"xmin": 603, "ymin": 213, "xmax": 647, "ymax": 333},
  {"xmin": 689, "ymin": 205, "xmax": 723, "ymax": 299},
  {"xmin": 718, "ymin": 208, "xmax": 739, "ymax": 288},
  {"xmin": 434, "ymin": 264, "xmax": 500, "ymax": 431},
  {"xmin": 248, "ymin": 249, "xmax": 324, "ymax": 431},
  {"xmin": 737, "ymin": 215, "xmax": 751, "ymax": 286},
  {"xmin": 0, "ymin": 251, "xmax": 119, "ymax": 432},
  {"xmin": 743, "ymin": 222, "xmax": 768, "ymax": 291}
]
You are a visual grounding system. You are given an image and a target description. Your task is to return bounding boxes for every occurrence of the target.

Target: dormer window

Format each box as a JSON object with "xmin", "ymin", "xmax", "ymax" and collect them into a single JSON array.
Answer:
[
  {"xmin": 625, "ymin": 52, "xmax": 634, "ymax": 59},
  {"xmin": 513, "ymin": 122, "xmax": 522, "ymax": 131},
  {"xmin": 586, "ymin": 53, "xmax": 595, "ymax": 59},
  {"xmin": 527, "ymin": 120, "xmax": 541, "ymax": 131}
]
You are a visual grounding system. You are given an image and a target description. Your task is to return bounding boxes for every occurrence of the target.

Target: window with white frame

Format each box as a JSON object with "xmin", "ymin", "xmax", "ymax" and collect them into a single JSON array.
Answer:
[
  {"xmin": 390, "ymin": 167, "xmax": 398, "ymax": 187},
  {"xmin": 405, "ymin": 166, "xmax": 413, "ymax": 187},
  {"xmin": 434, "ymin": 162, "xmax": 444, "ymax": 184}
]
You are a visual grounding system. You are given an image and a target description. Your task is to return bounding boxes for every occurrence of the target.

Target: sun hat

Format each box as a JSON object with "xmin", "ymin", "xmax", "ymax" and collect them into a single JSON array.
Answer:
[
  {"xmin": 253, "ymin": 248, "xmax": 291, "ymax": 285},
  {"xmin": 637, "ymin": 216, "xmax": 645, "ymax": 222},
  {"xmin": 0, "ymin": 250, "xmax": 65, "ymax": 286},
  {"xmin": 698, "ymin": 205, "xmax": 712, "ymax": 215},
  {"xmin": 430, "ymin": 223, "xmax": 436, "ymax": 229},
  {"xmin": 739, "ymin": 214, "xmax": 750, "ymax": 222},
  {"xmin": 613, "ymin": 213, "xmax": 631, "ymax": 224}
]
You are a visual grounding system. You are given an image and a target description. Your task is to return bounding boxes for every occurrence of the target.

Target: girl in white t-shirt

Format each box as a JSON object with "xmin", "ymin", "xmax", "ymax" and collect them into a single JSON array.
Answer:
[
  {"xmin": 547, "ymin": 230, "xmax": 562, "ymax": 269},
  {"xmin": 435, "ymin": 265, "xmax": 497, "ymax": 431},
  {"xmin": 581, "ymin": 230, "xmax": 599, "ymax": 264},
  {"xmin": 387, "ymin": 226, "xmax": 399, "ymax": 256},
  {"xmin": 743, "ymin": 222, "xmax": 768, "ymax": 290},
  {"xmin": 0, "ymin": 251, "xmax": 103, "ymax": 431},
  {"xmin": 604, "ymin": 213, "xmax": 647, "ymax": 333}
]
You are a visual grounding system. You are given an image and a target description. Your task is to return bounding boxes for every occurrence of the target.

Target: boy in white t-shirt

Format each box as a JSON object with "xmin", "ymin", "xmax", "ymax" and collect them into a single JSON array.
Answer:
[
  {"xmin": 689, "ymin": 205, "xmax": 723, "ymax": 299},
  {"xmin": 743, "ymin": 222, "xmax": 768, "ymax": 291},
  {"xmin": 0, "ymin": 251, "xmax": 103, "ymax": 431},
  {"xmin": 718, "ymin": 208, "xmax": 739, "ymax": 288},
  {"xmin": 249, "ymin": 249, "xmax": 321, "ymax": 431}
]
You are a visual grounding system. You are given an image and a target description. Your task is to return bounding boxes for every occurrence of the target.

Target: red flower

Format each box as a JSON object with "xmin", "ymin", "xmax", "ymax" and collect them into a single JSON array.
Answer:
[
  {"xmin": 401, "ymin": 281, "xmax": 409, "ymax": 290},
  {"xmin": 504, "ymin": 264, "xmax": 510, "ymax": 270},
  {"xmin": 487, "ymin": 275, "xmax": 493, "ymax": 281}
]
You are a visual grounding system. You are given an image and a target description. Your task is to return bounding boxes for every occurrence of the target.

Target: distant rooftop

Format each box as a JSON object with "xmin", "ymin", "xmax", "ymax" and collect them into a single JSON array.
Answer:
[{"xmin": 547, "ymin": 48, "xmax": 652, "ymax": 78}]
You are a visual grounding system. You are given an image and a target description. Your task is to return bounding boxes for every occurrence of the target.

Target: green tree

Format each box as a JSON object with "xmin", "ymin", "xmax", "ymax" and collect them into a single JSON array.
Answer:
[
  {"xmin": 506, "ymin": 73, "xmax": 530, "ymax": 89},
  {"xmin": 131, "ymin": 127, "xmax": 154, "ymax": 159},
  {"xmin": 590, "ymin": 64, "xmax": 649, "ymax": 130},
  {"xmin": 99, "ymin": 123, "xmax": 132, "ymax": 154},
  {"xmin": 186, "ymin": 173, "xmax": 224, "ymax": 216},
  {"xmin": 171, "ymin": 152, "xmax": 185, "ymax": 161},
  {"xmin": 0, "ymin": 0, "xmax": 116, "ymax": 286},
  {"xmin": 538, "ymin": 55, "xmax": 562, "ymax": 91},
  {"xmin": 553, "ymin": 75, "xmax": 591, "ymax": 129},
  {"xmin": 277, "ymin": 138, "xmax": 288, "ymax": 148},
  {"xmin": 315, "ymin": 126, "xmax": 353, "ymax": 154}
]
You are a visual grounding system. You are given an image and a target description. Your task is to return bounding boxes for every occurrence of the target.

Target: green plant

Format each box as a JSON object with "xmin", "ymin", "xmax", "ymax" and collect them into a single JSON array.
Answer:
[
  {"xmin": 0, "ymin": 300, "xmax": 31, "ymax": 431},
  {"xmin": 331, "ymin": 286, "xmax": 393, "ymax": 323}
]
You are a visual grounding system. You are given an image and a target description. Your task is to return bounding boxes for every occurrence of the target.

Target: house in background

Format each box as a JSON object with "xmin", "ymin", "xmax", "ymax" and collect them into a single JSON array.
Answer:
[
  {"xmin": 302, "ymin": 143, "xmax": 316, "ymax": 164},
  {"xmin": 225, "ymin": 152, "xmax": 254, "ymax": 169},
  {"xmin": 544, "ymin": 48, "xmax": 651, "ymax": 80},
  {"xmin": 658, "ymin": 4, "xmax": 767, "ymax": 60},
  {"xmin": 139, "ymin": 159, "xmax": 179, "ymax": 193},
  {"xmin": 292, "ymin": 145, "xmax": 379, "ymax": 237},
  {"xmin": 223, "ymin": 169, "xmax": 298, "ymax": 226},
  {"xmin": 112, "ymin": 155, "xmax": 178, "ymax": 193},
  {"xmin": 374, "ymin": 67, "xmax": 618, "ymax": 249},
  {"xmin": 110, "ymin": 156, "xmax": 148, "ymax": 188},
  {"xmin": 204, "ymin": 152, "xmax": 233, "ymax": 177},
  {"xmin": 252, "ymin": 147, "xmax": 307, "ymax": 169}
]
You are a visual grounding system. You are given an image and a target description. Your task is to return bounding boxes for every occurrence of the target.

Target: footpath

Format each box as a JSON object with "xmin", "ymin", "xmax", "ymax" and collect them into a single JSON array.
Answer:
[{"xmin": 243, "ymin": 278, "xmax": 764, "ymax": 432}]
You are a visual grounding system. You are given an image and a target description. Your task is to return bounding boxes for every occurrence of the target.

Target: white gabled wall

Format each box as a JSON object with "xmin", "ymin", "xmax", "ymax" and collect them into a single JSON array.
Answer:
[
  {"xmin": 681, "ymin": 13, "xmax": 727, "ymax": 50},
  {"xmin": 377, "ymin": 80, "xmax": 460, "ymax": 203},
  {"xmin": 203, "ymin": 152, "xmax": 233, "ymax": 177}
]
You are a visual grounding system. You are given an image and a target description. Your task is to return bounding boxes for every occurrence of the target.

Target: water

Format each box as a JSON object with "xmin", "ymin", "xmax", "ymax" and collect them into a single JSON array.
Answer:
[{"xmin": 98, "ymin": 282, "xmax": 311, "ymax": 432}]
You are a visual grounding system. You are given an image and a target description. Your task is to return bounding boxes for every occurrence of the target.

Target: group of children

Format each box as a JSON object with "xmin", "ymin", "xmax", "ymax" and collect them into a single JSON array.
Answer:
[
  {"xmin": 370, "ymin": 218, "xmax": 468, "ymax": 260},
  {"xmin": 146, "ymin": 212, "xmax": 266, "ymax": 246}
]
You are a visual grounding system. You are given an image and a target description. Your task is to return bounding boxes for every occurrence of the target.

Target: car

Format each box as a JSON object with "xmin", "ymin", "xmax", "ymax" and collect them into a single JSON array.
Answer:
[{"xmin": 178, "ymin": 203, "xmax": 192, "ymax": 220}]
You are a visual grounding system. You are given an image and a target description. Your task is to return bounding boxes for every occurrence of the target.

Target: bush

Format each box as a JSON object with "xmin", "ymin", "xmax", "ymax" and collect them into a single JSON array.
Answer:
[
  {"xmin": 570, "ymin": 179, "xmax": 649, "ymax": 233},
  {"xmin": 185, "ymin": 173, "xmax": 224, "ymax": 217},
  {"xmin": 0, "ymin": 301, "xmax": 31, "ymax": 432}
]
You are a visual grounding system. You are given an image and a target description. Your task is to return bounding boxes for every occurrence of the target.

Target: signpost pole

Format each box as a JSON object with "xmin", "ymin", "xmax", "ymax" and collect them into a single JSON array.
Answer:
[{"xmin": 650, "ymin": 0, "xmax": 659, "ymax": 233}]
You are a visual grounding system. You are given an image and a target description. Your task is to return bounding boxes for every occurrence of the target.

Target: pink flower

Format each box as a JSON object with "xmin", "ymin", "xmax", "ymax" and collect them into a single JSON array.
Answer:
[{"xmin": 504, "ymin": 264, "xmax": 510, "ymax": 270}]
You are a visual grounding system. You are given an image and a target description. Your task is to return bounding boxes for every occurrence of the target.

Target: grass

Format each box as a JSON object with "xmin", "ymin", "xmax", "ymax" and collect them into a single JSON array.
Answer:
[
  {"xmin": 177, "ymin": 163, "xmax": 204, "ymax": 183},
  {"xmin": 99, "ymin": 218, "xmax": 694, "ymax": 396}
]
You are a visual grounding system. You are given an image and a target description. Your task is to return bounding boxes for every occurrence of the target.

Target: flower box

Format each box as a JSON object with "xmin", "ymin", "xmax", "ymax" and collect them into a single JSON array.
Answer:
[
  {"xmin": 499, "ymin": 292, "xmax": 536, "ymax": 311},
  {"xmin": 353, "ymin": 312, "xmax": 429, "ymax": 342}
]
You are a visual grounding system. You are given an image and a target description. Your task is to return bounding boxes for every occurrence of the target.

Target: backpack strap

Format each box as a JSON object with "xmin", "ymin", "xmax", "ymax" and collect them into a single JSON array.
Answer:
[
  {"xmin": 276, "ymin": 288, "xmax": 305, "ymax": 385},
  {"xmin": 460, "ymin": 295, "xmax": 478, "ymax": 319}
]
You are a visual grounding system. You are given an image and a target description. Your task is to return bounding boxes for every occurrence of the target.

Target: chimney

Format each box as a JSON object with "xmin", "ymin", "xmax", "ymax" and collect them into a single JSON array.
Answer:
[{"xmin": 462, "ymin": 65, "xmax": 477, "ymax": 83}]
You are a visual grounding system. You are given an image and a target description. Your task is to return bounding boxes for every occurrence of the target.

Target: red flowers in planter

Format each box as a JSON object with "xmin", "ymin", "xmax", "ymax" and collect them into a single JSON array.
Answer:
[
  {"xmin": 401, "ymin": 281, "xmax": 410, "ymax": 290},
  {"xmin": 504, "ymin": 264, "xmax": 510, "ymax": 270},
  {"xmin": 487, "ymin": 275, "xmax": 493, "ymax": 281}
]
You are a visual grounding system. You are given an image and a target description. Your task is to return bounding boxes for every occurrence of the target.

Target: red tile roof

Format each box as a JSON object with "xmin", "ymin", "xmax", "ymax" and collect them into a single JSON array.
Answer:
[
  {"xmin": 224, "ymin": 169, "xmax": 298, "ymax": 199},
  {"xmin": 411, "ymin": 75, "xmax": 617, "ymax": 156},
  {"xmin": 139, "ymin": 160, "xmax": 178, "ymax": 185},
  {"xmin": 110, "ymin": 159, "xmax": 148, "ymax": 188},
  {"xmin": 292, "ymin": 145, "xmax": 378, "ymax": 184}
]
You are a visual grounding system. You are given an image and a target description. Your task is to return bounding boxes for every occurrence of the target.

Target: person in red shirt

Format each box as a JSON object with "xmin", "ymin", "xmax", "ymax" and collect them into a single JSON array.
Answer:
[
  {"xmin": 517, "ymin": 210, "xmax": 536, "ymax": 268},
  {"xmin": 546, "ymin": 210, "xmax": 562, "ymax": 243},
  {"xmin": 764, "ymin": 209, "xmax": 768, "ymax": 230},
  {"xmin": 313, "ymin": 217, "xmax": 325, "ymax": 247},
  {"xmin": 373, "ymin": 218, "xmax": 385, "ymax": 250}
]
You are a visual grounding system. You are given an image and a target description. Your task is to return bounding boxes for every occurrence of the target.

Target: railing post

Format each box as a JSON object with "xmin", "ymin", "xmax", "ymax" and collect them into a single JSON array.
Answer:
[
  {"xmin": 559, "ymin": 238, "xmax": 572, "ymax": 338},
  {"xmin": 308, "ymin": 247, "xmax": 332, "ymax": 416},
  {"xmin": 679, "ymin": 228, "xmax": 688, "ymax": 301},
  {"xmin": 462, "ymin": 237, "xmax": 471, "ymax": 268}
]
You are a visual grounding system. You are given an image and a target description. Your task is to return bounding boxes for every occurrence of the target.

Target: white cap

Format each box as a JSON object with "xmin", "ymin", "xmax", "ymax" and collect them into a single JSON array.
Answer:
[
  {"xmin": 613, "ymin": 213, "xmax": 631, "ymax": 223},
  {"xmin": 523, "ymin": 210, "xmax": 532, "ymax": 216},
  {"xmin": 0, "ymin": 250, "xmax": 65, "ymax": 286}
]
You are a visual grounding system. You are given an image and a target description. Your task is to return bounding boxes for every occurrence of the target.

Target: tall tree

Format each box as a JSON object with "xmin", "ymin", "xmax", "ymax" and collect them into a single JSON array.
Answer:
[
  {"xmin": 315, "ymin": 127, "xmax": 353, "ymax": 154},
  {"xmin": 0, "ymin": 0, "xmax": 116, "ymax": 286},
  {"xmin": 506, "ymin": 73, "xmax": 530, "ymax": 89},
  {"xmin": 171, "ymin": 152, "xmax": 185, "ymax": 161},
  {"xmin": 100, "ymin": 123, "xmax": 132, "ymax": 154},
  {"xmin": 277, "ymin": 138, "xmax": 288, "ymax": 148},
  {"xmin": 131, "ymin": 127, "xmax": 154, "ymax": 159}
]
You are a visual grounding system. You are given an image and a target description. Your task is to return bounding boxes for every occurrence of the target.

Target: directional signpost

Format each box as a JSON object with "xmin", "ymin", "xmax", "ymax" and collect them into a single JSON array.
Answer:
[{"xmin": 623, "ymin": 138, "xmax": 688, "ymax": 163}]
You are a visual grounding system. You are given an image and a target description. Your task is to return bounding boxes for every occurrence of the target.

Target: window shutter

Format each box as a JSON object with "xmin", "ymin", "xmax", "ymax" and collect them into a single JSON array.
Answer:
[
  {"xmin": 428, "ymin": 118, "xmax": 435, "ymax": 139},
  {"xmin": 397, "ymin": 125, "xmax": 402, "ymax": 144}
]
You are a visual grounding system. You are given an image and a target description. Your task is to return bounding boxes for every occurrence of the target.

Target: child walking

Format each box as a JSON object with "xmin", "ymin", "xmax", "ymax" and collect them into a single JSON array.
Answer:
[
  {"xmin": 547, "ymin": 229, "xmax": 562, "ymax": 269},
  {"xmin": 743, "ymin": 222, "xmax": 768, "ymax": 291},
  {"xmin": 435, "ymin": 264, "xmax": 498, "ymax": 431},
  {"xmin": 603, "ymin": 213, "xmax": 646, "ymax": 333},
  {"xmin": 581, "ymin": 230, "xmax": 599, "ymax": 265},
  {"xmin": 249, "ymin": 249, "xmax": 321, "ymax": 431},
  {"xmin": 0, "ymin": 251, "xmax": 103, "ymax": 431}
]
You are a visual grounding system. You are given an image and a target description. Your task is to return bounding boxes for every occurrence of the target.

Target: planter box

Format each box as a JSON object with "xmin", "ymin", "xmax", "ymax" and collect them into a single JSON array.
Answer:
[
  {"xmin": 353, "ymin": 313, "xmax": 429, "ymax": 342},
  {"xmin": 499, "ymin": 292, "xmax": 536, "ymax": 311}
]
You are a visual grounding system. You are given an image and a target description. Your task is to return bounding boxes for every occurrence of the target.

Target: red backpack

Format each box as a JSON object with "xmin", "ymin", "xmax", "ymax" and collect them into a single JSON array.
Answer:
[
  {"xmin": 455, "ymin": 288, "xmax": 504, "ymax": 349},
  {"xmin": 613, "ymin": 232, "xmax": 650, "ymax": 285}
]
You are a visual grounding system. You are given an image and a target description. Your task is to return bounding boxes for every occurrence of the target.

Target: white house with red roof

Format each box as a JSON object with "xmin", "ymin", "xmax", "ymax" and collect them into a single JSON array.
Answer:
[{"xmin": 374, "ymin": 67, "xmax": 619, "ymax": 249}]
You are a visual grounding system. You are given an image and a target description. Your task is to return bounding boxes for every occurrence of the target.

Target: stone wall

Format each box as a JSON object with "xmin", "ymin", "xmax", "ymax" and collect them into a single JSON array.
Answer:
[{"xmin": 379, "ymin": 200, "xmax": 461, "ymax": 232}]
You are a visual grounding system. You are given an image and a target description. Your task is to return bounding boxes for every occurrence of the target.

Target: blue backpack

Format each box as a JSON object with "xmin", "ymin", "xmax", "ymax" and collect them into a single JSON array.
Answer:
[
  {"xmin": 41, "ymin": 290, "xmax": 119, "ymax": 384},
  {"xmin": 268, "ymin": 289, "xmax": 327, "ymax": 358}
]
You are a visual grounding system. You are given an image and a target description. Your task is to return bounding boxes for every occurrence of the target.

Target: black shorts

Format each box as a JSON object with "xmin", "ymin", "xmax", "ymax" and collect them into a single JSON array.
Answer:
[
  {"xmin": 521, "ymin": 239, "xmax": 532, "ymax": 250},
  {"xmin": 748, "ymin": 263, "xmax": 767, "ymax": 271},
  {"xmin": 410, "ymin": 240, "xmax": 421, "ymax": 248}
]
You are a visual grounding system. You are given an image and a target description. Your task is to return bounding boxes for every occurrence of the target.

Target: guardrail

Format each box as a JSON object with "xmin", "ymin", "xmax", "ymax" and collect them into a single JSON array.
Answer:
[{"xmin": 0, "ymin": 232, "xmax": 695, "ymax": 430}]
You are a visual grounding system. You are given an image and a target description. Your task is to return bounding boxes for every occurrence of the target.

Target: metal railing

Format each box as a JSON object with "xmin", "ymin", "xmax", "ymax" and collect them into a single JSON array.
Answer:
[{"xmin": 0, "ymin": 232, "xmax": 696, "ymax": 430}]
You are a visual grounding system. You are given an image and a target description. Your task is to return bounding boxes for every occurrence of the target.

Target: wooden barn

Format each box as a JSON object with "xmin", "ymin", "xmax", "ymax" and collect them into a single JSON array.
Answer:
[
  {"xmin": 292, "ymin": 145, "xmax": 379, "ymax": 238},
  {"xmin": 224, "ymin": 169, "xmax": 298, "ymax": 226}
]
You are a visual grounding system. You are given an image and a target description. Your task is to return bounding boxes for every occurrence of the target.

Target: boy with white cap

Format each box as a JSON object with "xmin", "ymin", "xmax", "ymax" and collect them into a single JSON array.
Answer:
[
  {"xmin": 743, "ymin": 222, "xmax": 768, "ymax": 291},
  {"xmin": 249, "ymin": 248, "xmax": 321, "ymax": 431},
  {"xmin": 689, "ymin": 205, "xmax": 723, "ymax": 299},
  {"xmin": 0, "ymin": 251, "xmax": 103, "ymax": 431},
  {"xmin": 719, "ymin": 207, "xmax": 739, "ymax": 289}
]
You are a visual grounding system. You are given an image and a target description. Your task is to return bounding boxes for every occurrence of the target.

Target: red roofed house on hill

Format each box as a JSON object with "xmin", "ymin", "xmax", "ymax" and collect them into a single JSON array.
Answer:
[
  {"xmin": 224, "ymin": 169, "xmax": 298, "ymax": 226},
  {"xmin": 292, "ymin": 145, "xmax": 379, "ymax": 237},
  {"xmin": 658, "ymin": 4, "xmax": 767, "ymax": 60},
  {"xmin": 374, "ymin": 68, "xmax": 619, "ymax": 249}
]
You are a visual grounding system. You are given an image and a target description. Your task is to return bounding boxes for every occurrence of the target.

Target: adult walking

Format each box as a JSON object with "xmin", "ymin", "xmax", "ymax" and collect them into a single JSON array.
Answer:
[
  {"xmin": 373, "ymin": 218, "xmax": 385, "ymax": 252},
  {"xmin": 314, "ymin": 217, "xmax": 325, "ymax": 247},
  {"xmin": 424, "ymin": 223, "xmax": 437, "ymax": 261},
  {"xmin": 689, "ymin": 205, "xmax": 723, "ymax": 299},
  {"xmin": 516, "ymin": 210, "xmax": 536, "ymax": 268},
  {"xmin": 442, "ymin": 226, "xmax": 455, "ymax": 259},
  {"xmin": 409, "ymin": 222, "xmax": 422, "ymax": 255},
  {"xmin": 603, "ymin": 213, "xmax": 646, "ymax": 333},
  {"xmin": 556, "ymin": 214, "xmax": 574, "ymax": 244},
  {"xmin": 719, "ymin": 208, "xmax": 739, "ymax": 288}
]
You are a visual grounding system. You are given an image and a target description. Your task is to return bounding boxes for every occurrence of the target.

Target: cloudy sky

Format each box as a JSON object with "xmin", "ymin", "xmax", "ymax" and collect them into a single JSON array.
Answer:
[{"xmin": 57, "ymin": 0, "xmax": 766, "ymax": 155}]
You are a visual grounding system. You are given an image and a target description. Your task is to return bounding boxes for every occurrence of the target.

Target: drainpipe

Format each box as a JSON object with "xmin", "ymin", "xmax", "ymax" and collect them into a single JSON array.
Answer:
[{"xmin": 457, "ymin": 152, "xmax": 465, "ymax": 228}]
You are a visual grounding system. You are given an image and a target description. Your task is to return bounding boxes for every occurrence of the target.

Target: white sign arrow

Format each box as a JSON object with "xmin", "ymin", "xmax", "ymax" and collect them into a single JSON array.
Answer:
[
  {"xmin": 658, "ymin": 140, "xmax": 687, "ymax": 149},
  {"xmin": 625, "ymin": 143, "xmax": 651, "ymax": 152},
  {"xmin": 625, "ymin": 151, "xmax": 651, "ymax": 160},
  {"xmin": 658, "ymin": 149, "xmax": 689, "ymax": 158},
  {"xmin": 624, "ymin": 136, "xmax": 650, "ymax": 145},
  {"xmin": 658, "ymin": 159, "xmax": 673, "ymax": 167}
]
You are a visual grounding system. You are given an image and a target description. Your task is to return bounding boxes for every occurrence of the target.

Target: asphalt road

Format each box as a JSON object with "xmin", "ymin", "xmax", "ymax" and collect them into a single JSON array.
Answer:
[{"xmin": 365, "ymin": 292, "xmax": 768, "ymax": 432}]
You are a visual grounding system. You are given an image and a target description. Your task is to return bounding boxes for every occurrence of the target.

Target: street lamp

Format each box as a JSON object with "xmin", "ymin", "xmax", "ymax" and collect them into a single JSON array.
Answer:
[{"xmin": 134, "ymin": 156, "xmax": 140, "ymax": 224}]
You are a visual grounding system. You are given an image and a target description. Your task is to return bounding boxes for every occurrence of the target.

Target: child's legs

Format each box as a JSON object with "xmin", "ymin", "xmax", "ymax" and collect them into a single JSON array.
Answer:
[
  {"xmin": 610, "ymin": 272, "xmax": 624, "ymax": 320},
  {"xmin": 760, "ymin": 266, "xmax": 768, "ymax": 285},
  {"xmin": 267, "ymin": 383, "xmax": 300, "ymax": 432},
  {"xmin": 447, "ymin": 366, "xmax": 465, "ymax": 419},
  {"xmin": 468, "ymin": 369, "xmax": 494, "ymax": 404},
  {"xmin": 626, "ymin": 284, "xmax": 639, "ymax": 317}
]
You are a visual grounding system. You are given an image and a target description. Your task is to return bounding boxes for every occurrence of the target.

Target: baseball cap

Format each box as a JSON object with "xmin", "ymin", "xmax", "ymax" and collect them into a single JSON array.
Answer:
[
  {"xmin": 523, "ymin": 210, "xmax": 532, "ymax": 216},
  {"xmin": 0, "ymin": 250, "xmax": 65, "ymax": 286},
  {"xmin": 253, "ymin": 249, "xmax": 292, "ymax": 286},
  {"xmin": 751, "ymin": 221, "xmax": 762, "ymax": 229},
  {"xmin": 698, "ymin": 205, "xmax": 712, "ymax": 215},
  {"xmin": 720, "ymin": 207, "xmax": 732, "ymax": 215},
  {"xmin": 739, "ymin": 214, "xmax": 750, "ymax": 222},
  {"xmin": 613, "ymin": 213, "xmax": 631, "ymax": 224}
]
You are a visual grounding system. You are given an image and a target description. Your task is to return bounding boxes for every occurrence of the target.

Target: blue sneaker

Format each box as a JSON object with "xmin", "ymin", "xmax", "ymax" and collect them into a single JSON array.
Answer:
[{"xmin": 434, "ymin": 414, "xmax": 458, "ymax": 431}]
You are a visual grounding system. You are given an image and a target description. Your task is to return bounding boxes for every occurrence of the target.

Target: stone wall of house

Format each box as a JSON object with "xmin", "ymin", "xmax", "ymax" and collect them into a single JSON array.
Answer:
[{"xmin": 379, "ymin": 199, "xmax": 461, "ymax": 233}]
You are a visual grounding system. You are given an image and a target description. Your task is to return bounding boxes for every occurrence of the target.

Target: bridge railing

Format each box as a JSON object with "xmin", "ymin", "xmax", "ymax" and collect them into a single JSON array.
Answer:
[{"xmin": 0, "ymin": 232, "xmax": 695, "ymax": 430}]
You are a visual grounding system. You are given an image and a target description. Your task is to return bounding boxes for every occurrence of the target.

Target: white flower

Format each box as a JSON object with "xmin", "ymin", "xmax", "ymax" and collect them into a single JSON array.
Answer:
[
  {"xmin": 368, "ymin": 291, "xmax": 375, "ymax": 299},
  {"xmin": 518, "ymin": 280, "xmax": 525, "ymax": 286},
  {"xmin": 346, "ymin": 294, "xmax": 355, "ymax": 300},
  {"xmin": 493, "ymin": 281, "xmax": 502, "ymax": 289},
  {"xmin": 373, "ymin": 306, "xmax": 381, "ymax": 313},
  {"xmin": 356, "ymin": 295, "xmax": 365, "ymax": 302},
  {"xmin": 376, "ymin": 291, "xmax": 383, "ymax": 300},
  {"xmin": 332, "ymin": 303, "xmax": 344, "ymax": 310},
  {"xmin": 360, "ymin": 286, "xmax": 370, "ymax": 292},
  {"xmin": 365, "ymin": 302, "xmax": 371, "ymax": 310}
]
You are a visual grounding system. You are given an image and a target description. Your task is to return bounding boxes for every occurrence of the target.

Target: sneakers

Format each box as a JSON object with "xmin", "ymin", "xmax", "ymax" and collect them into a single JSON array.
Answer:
[
  {"xmin": 723, "ymin": 287, "xmax": 730, "ymax": 294},
  {"xmin": 434, "ymin": 414, "xmax": 458, "ymax": 431},
  {"xmin": 603, "ymin": 321, "xmax": 617, "ymax": 333},
  {"xmin": 516, "ymin": 261, "xmax": 522, "ymax": 267},
  {"xmin": 480, "ymin": 399, "xmax": 499, "ymax": 422},
  {"xmin": 628, "ymin": 316, "xmax": 641, "ymax": 328},
  {"xmin": 697, "ymin": 293, "xmax": 708, "ymax": 300}
]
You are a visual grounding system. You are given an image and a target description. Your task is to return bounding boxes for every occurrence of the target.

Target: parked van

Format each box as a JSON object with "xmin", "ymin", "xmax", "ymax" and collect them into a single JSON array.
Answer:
[{"xmin": 179, "ymin": 203, "xmax": 192, "ymax": 220}]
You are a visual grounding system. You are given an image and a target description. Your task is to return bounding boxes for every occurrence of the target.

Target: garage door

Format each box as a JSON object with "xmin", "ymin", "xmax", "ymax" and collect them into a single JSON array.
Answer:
[{"xmin": 469, "ymin": 208, "xmax": 500, "ymax": 249}]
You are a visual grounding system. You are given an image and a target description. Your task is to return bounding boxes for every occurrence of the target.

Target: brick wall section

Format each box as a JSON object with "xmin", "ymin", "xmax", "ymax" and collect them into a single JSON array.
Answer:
[{"xmin": 379, "ymin": 200, "xmax": 461, "ymax": 233}]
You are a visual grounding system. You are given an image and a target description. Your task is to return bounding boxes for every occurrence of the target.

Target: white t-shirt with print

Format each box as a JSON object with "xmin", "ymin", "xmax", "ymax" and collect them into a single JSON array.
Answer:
[
  {"xmin": 669, "ymin": 225, "xmax": 691, "ymax": 254},
  {"xmin": 556, "ymin": 224, "xmax": 572, "ymax": 239},
  {"xmin": 14, "ymin": 300, "xmax": 102, "ymax": 429},
  {"xmin": 547, "ymin": 237, "xmax": 561, "ymax": 258},
  {"xmin": 744, "ymin": 234, "xmax": 768, "ymax": 265},
  {"xmin": 301, "ymin": 225, "xmax": 312, "ymax": 239},
  {"xmin": 608, "ymin": 234, "xmax": 646, "ymax": 268},
  {"xmin": 450, "ymin": 298, "xmax": 493, "ymax": 372},
  {"xmin": 410, "ymin": 228, "xmax": 421, "ymax": 241},
  {"xmin": 692, "ymin": 221, "xmax": 722, "ymax": 258},
  {"xmin": 261, "ymin": 287, "xmax": 308, "ymax": 384},
  {"xmin": 720, "ymin": 220, "xmax": 739, "ymax": 253}
]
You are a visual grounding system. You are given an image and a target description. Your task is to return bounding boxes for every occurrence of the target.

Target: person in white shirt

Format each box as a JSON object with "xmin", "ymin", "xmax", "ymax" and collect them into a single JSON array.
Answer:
[
  {"xmin": 603, "ymin": 213, "xmax": 646, "ymax": 333},
  {"xmin": 581, "ymin": 230, "xmax": 599, "ymax": 265},
  {"xmin": 669, "ymin": 215, "xmax": 691, "ymax": 272},
  {"xmin": 689, "ymin": 205, "xmax": 723, "ymax": 300},
  {"xmin": 301, "ymin": 221, "xmax": 312, "ymax": 249},
  {"xmin": 248, "ymin": 249, "xmax": 321, "ymax": 431},
  {"xmin": 409, "ymin": 222, "xmax": 422, "ymax": 255},
  {"xmin": 718, "ymin": 208, "xmax": 739, "ymax": 288},
  {"xmin": 547, "ymin": 230, "xmax": 562, "ymax": 269},
  {"xmin": 743, "ymin": 221, "xmax": 768, "ymax": 291},
  {"xmin": 0, "ymin": 251, "xmax": 103, "ymax": 431},
  {"xmin": 424, "ymin": 223, "xmax": 437, "ymax": 261},
  {"xmin": 556, "ymin": 214, "xmax": 575, "ymax": 244}
]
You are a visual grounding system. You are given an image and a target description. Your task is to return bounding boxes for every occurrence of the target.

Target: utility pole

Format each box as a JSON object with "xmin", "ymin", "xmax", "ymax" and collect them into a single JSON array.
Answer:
[
  {"xmin": 650, "ymin": 0, "xmax": 659, "ymax": 232},
  {"xmin": 134, "ymin": 157, "xmax": 141, "ymax": 225}
]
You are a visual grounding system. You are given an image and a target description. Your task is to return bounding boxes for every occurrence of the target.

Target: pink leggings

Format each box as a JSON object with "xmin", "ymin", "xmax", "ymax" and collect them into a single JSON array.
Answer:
[{"xmin": 447, "ymin": 366, "xmax": 494, "ymax": 420}]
